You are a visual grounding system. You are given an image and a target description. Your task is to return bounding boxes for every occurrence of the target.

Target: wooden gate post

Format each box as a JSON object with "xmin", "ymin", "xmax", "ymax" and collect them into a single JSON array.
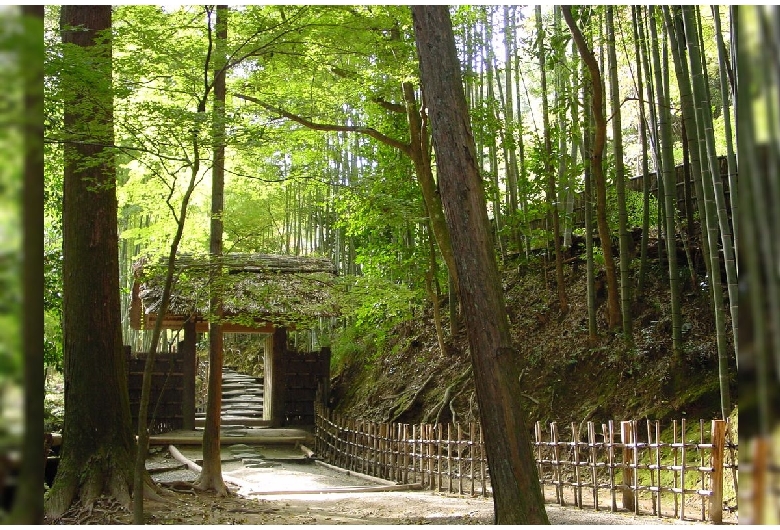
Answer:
[
  {"xmin": 709, "ymin": 419, "xmax": 726, "ymax": 523},
  {"xmin": 181, "ymin": 317, "xmax": 197, "ymax": 430},
  {"xmin": 621, "ymin": 421, "xmax": 636, "ymax": 511}
]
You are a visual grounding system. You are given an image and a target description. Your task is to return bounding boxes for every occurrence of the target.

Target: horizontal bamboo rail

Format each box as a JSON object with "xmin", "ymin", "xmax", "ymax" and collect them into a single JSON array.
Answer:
[{"xmin": 314, "ymin": 404, "xmax": 737, "ymax": 523}]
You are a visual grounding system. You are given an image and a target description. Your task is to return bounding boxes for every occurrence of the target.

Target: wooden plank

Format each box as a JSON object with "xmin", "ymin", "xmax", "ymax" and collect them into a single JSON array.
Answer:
[{"xmin": 708, "ymin": 420, "xmax": 726, "ymax": 524}]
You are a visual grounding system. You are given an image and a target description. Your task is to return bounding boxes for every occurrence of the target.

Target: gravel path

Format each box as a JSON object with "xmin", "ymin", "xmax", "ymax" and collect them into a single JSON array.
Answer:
[{"xmin": 141, "ymin": 443, "xmax": 722, "ymax": 525}]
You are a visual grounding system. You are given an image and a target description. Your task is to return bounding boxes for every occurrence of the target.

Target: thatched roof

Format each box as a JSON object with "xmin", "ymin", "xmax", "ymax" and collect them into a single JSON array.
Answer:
[{"xmin": 131, "ymin": 253, "xmax": 339, "ymax": 332}]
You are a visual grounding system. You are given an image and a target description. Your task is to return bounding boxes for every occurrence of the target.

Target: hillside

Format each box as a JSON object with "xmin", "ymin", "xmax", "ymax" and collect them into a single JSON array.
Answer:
[{"xmin": 329, "ymin": 245, "xmax": 735, "ymax": 428}]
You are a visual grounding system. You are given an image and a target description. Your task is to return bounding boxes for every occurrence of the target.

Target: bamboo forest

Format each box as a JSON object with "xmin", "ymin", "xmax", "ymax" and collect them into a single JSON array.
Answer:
[{"xmin": 0, "ymin": 3, "xmax": 776, "ymax": 525}]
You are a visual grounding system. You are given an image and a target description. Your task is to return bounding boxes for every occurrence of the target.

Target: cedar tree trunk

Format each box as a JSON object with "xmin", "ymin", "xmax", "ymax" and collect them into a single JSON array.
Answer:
[
  {"xmin": 46, "ymin": 5, "xmax": 136, "ymax": 519},
  {"xmin": 411, "ymin": 5, "xmax": 549, "ymax": 524},
  {"xmin": 196, "ymin": 4, "xmax": 229, "ymax": 495}
]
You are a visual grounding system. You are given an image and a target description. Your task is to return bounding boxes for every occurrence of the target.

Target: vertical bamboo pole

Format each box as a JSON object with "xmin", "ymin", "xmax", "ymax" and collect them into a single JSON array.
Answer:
[
  {"xmin": 700, "ymin": 419, "xmax": 706, "ymax": 521},
  {"xmin": 457, "ymin": 423, "xmax": 463, "ymax": 495},
  {"xmin": 412, "ymin": 424, "xmax": 418, "ymax": 484},
  {"xmin": 709, "ymin": 419, "xmax": 726, "ymax": 524},
  {"xmin": 588, "ymin": 421, "xmax": 599, "ymax": 510},
  {"xmin": 608, "ymin": 421, "xmax": 617, "ymax": 511},
  {"xmin": 433, "ymin": 423, "xmax": 442, "ymax": 491},
  {"xmin": 361, "ymin": 420, "xmax": 367, "ymax": 475},
  {"xmin": 572, "ymin": 422, "xmax": 582, "ymax": 508},
  {"xmin": 621, "ymin": 421, "xmax": 636, "ymax": 511},
  {"xmin": 447, "ymin": 423, "xmax": 453, "ymax": 493},
  {"xmin": 431, "ymin": 424, "xmax": 437, "ymax": 490},
  {"xmin": 427, "ymin": 424, "xmax": 435, "ymax": 490},
  {"xmin": 350, "ymin": 418, "xmax": 356, "ymax": 471},
  {"xmin": 551, "ymin": 422, "xmax": 563, "ymax": 505},
  {"xmin": 469, "ymin": 422, "xmax": 476, "ymax": 496},
  {"xmin": 647, "ymin": 420, "xmax": 657, "ymax": 516},
  {"xmin": 479, "ymin": 422, "xmax": 487, "ymax": 496},
  {"xmin": 632, "ymin": 420, "xmax": 639, "ymax": 515},
  {"xmin": 402, "ymin": 424, "xmax": 409, "ymax": 484},
  {"xmin": 379, "ymin": 422, "xmax": 386, "ymax": 479},
  {"xmin": 681, "ymin": 418, "xmax": 687, "ymax": 521},
  {"xmin": 673, "ymin": 420, "xmax": 679, "ymax": 517},
  {"xmin": 656, "ymin": 420, "xmax": 662, "ymax": 518},
  {"xmin": 535, "ymin": 421, "xmax": 544, "ymax": 496},
  {"xmin": 392, "ymin": 422, "xmax": 399, "ymax": 482},
  {"xmin": 374, "ymin": 421, "xmax": 380, "ymax": 478}
]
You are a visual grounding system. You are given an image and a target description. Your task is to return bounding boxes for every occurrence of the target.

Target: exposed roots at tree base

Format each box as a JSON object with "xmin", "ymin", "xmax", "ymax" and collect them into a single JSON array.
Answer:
[
  {"xmin": 193, "ymin": 474, "xmax": 231, "ymax": 497},
  {"xmin": 46, "ymin": 495, "xmax": 131, "ymax": 525}
]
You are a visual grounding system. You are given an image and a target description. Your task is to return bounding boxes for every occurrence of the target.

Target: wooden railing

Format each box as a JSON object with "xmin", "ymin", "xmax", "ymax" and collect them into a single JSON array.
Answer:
[{"xmin": 314, "ymin": 404, "xmax": 738, "ymax": 523}]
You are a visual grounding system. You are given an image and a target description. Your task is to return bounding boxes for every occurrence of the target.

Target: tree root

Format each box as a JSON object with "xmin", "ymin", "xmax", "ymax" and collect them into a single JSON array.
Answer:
[
  {"xmin": 423, "ymin": 366, "xmax": 472, "ymax": 424},
  {"xmin": 388, "ymin": 374, "xmax": 434, "ymax": 423}
]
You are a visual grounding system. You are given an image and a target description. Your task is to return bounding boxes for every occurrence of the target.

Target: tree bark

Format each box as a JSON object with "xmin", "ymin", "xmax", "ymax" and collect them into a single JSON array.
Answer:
[
  {"xmin": 606, "ymin": 6, "xmax": 633, "ymax": 341},
  {"xmin": 196, "ymin": 4, "xmax": 229, "ymax": 496},
  {"xmin": 649, "ymin": 7, "xmax": 684, "ymax": 361},
  {"xmin": 562, "ymin": 7, "xmax": 620, "ymax": 330},
  {"xmin": 411, "ymin": 6, "xmax": 549, "ymax": 525},
  {"xmin": 46, "ymin": 6, "xmax": 136, "ymax": 519}
]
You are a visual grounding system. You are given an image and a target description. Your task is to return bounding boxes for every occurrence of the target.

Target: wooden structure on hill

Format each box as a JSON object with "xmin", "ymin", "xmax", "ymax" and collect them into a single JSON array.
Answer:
[{"xmin": 128, "ymin": 253, "xmax": 338, "ymax": 431}]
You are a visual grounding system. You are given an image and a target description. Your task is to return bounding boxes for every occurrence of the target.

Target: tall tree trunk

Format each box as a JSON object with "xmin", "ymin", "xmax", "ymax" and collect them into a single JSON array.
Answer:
[
  {"xmin": 402, "ymin": 82, "xmax": 460, "ymax": 294},
  {"xmin": 712, "ymin": 6, "xmax": 738, "ymax": 260},
  {"xmin": 581, "ymin": 44, "xmax": 598, "ymax": 343},
  {"xmin": 412, "ymin": 6, "xmax": 549, "ymax": 524},
  {"xmin": 46, "ymin": 6, "xmax": 136, "ymax": 519},
  {"xmin": 563, "ymin": 6, "xmax": 620, "ymax": 330},
  {"xmin": 682, "ymin": 5, "xmax": 739, "ymax": 369},
  {"xmin": 606, "ymin": 6, "xmax": 633, "ymax": 341},
  {"xmin": 676, "ymin": 6, "xmax": 734, "ymax": 416},
  {"xmin": 632, "ymin": 6, "xmax": 651, "ymax": 298},
  {"xmin": 196, "ymin": 5, "xmax": 229, "ymax": 496},
  {"xmin": 538, "ymin": 6, "xmax": 568, "ymax": 314},
  {"xmin": 649, "ymin": 6, "xmax": 684, "ymax": 361},
  {"xmin": 502, "ymin": 6, "xmax": 520, "ymax": 251}
]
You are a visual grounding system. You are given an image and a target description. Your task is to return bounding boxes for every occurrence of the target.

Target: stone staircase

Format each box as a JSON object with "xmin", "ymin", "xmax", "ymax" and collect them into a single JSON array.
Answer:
[{"xmin": 195, "ymin": 368, "xmax": 269, "ymax": 428}]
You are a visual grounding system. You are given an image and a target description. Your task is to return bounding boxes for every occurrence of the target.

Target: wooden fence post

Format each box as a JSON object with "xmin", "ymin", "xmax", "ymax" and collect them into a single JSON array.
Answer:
[
  {"xmin": 709, "ymin": 419, "xmax": 726, "ymax": 524},
  {"xmin": 587, "ymin": 421, "xmax": 598, "ymax": 511},
  {"xmin": 621, "ymin": 421, "xmax": 636, "ymax": 511},
  {"xmin": 551, "ymin": 422, "xmax": 563, "ymax": 505}
]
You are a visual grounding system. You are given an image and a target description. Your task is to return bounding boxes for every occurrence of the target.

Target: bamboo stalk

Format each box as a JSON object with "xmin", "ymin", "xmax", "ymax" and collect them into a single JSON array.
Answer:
[
  {"xmin": 402, "ymin": 424, "xmax": 409, "ymax": 484},
  {"xmin": 632, "ymin": 420, "xmax": 639, "ymax": 515},
  {"xmin": 457, "ymin": 423, "xmax": 463, "ymax": 495},
  {"xmin": 646, "ymin": 420, "xmax": 657, "ymax": 516},
  {"xmin": 673, "ymin": 420, "xmax": 679, "ymax": 517},
  {"xmin": 469, "ymin": 422, "xmax": 475, "ymax": 496},
  {"xmin": 572, "ymin": 422, "xmax": 582, "ymax": 508},
  {"xmin": 588, "ymin": 422, "xmax": 598, "ymax": 510},
  {"xmin": 411, "ymin": 424, "xmax": 417, "ymax": 484},
  {"xmin": 681, "ymin": 418, "xmax": 687, "ymax": 521},
  {"xmin": 700, "ymin": 419, "xmax": 706, "ymax": 521},
  {"xmin": 608, "ymin": 421, "xmax": 617, "ymax": 511},
  {"xmin": 428, "ymin": 424, "xmax": 435, "ymax": 490},
  {"xmin": 552, "ymin": 422, "xmax": 563, "ymax": 505},
  {"xmin": 621, "ymin": 421, "xmax": 636, "ymax": 511},
  {"xmin": 479, "ymin": 422, "xmax": 486, "ymax": 496},
  {"xmin": 535, "ymin": 421, "xmax": 544, "ymax": 495},
  {"xmin": 656, "ymin": 421, "xmax": 662, "ymax": 517},
  {"xmin": 447, "ymin": 423, "xmax": 453, "ymax": 493}
]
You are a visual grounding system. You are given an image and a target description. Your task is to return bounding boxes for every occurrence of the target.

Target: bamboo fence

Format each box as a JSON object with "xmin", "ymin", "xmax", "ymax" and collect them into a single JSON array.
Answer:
[{"xmin": 314, "ymin": 404, "xmax": 738, "ymax": 523}]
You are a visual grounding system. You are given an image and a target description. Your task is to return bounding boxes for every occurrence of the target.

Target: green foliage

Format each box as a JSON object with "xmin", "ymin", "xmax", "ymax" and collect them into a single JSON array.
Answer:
[
  {"xmin": 334, "ymin": 275, "xmax": 423, "ymax": 364},
  {"xmin": 605, "ymin": 187, "xmax": 659, "ymax": 231}
]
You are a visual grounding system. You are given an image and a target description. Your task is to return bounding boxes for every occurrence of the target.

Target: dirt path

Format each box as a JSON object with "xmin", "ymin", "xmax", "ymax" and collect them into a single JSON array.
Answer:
[{"xmin": 50, "ymin": 443, "xmax": 725, "ymax": 525}]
